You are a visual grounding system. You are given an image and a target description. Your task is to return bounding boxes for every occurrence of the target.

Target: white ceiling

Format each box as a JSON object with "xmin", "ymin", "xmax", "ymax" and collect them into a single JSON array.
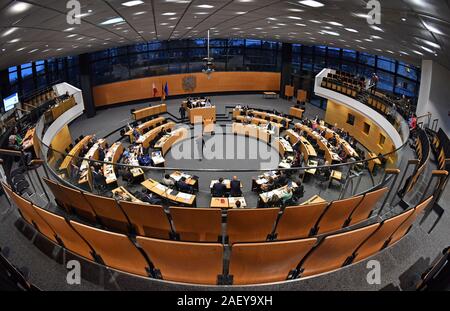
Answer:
[{"xmin": 0, "ymin": 0, "xmax": 449, "ymax": 70}]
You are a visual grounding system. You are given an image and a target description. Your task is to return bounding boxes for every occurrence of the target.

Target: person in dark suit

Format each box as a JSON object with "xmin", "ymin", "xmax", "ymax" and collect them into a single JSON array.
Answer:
[
  {"xmin": 276, "ymin": 171, "xmax": 288, "ymax": 187},
  {"xmin": 230, "ymin": 176, "xmax": 242, "ymax": 197},
  {"xmin": 179, "ymin": 105, "xmax": 186, "ymax": 120},
  {"xmin": 212, "ymin": 178, "xmax": 227, "ymax": 197},
  {"xmin": 176, "ymin": 177, "xmax": 192, "ymax": 193}
]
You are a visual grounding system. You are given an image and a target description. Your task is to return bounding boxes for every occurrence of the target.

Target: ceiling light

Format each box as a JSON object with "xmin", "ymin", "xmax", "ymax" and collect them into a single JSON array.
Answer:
[
  {"xmin": 352, "ymin": 13, "xmax": 369, "ymax": 19},
  {"xmin": 162, "ymin": 12, "xmax": 176, "ymax": 15},
  {"xmin": 370, "ymin": 25, "xmax": 384, "ymax": 32},
  {"xmin": 121, "ymin": 0, "xmax": 144, "ymax": 7},
  {"xmin": 321, "ymin": 30, "xmax": 340, "ymax": 36},
  {"xmin": 100, "ymin": 17, "xmax": 125, "ymax": 25},
  {"xmin": 196, "ymin": 4, "xmax": 214, "ymax": 8},
  {"xmin": 299, "ymin": 0, "xmax": 324, "ymax": 7},
  {"xmin": 420, "ymin": 46, "xmax": 435, "ymax": 53},
  {"xmin": 133, "ymin": 11, "xmax": 147, "ymax": 15},
  {"xmin": 2, "ymin": 28, "xmax": 18, "ymax": 37},
  {"xmin": 309, "ymin": 20, "xmax": 321, "ymax": 24},
  {"xmin": 288, "ymin": 16, "xmax": 302, "ymax": 20},
  {"xmin": 8, "ymin": 1, "xmax": 32, "ymax": 14},
  {"xmin": 423, "ymin": 22, "xmax": 444, "ymax": 35},
  {"xmin": 295, "ymin": 23, "xmax": 306, "ymax": 27},
  {"xmin": 401, "ymin": 18, "xmax": 406, "ymax": 22},
  {"xmin": 421, "ymin": 39, "xmax": 440, "ymax": 49},
  {"xmin": 16, "ymin": 47, "xmax": 25, "ymax": 51},
  {"xmin": 328, "ymin": 21, "xmax": 343, "ymax": 26},
  {"xmin": 288, "ymin": 8, "xmax": 304, "ymax": 12},
  {"xmin": 412, "ymin": 50, "xmax": 423, "ymax": 56},
  {"xmin": 64, "ymin": 27, "xmax": 75, "ymax": 32},
  {"xmin": 345, "ymin": 28, "xmax": 358, "ymax": 32},
  {"xmin": 7, "ymin": 38, "xmax": 20, "ymax": 43},
  {"xmin": 66, "ymin": 34, "xmax": 77, "ymax": 38}
]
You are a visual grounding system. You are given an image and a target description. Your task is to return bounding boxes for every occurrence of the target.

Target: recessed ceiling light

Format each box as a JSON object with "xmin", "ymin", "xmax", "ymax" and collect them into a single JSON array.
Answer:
[
  {"xmin": 321, "ymin": 30, "xmax": 340, "ymax": 36},
  {"xmin": 196, "ymin": 4, "xmax": 214, "ymax": 8},
  {"xmin": 421, "ymin": 39, "xmax": 440, "ymax": 49},
  {"xmin": 1, "ymin": 28, "xmax": 18, "ymax": 37},
  {"xmin": 162, "ymin": 12, "xmax": 176, "ymax": 15},
  {"xmin": 288, "ymin": 8, "xmax": 304, "ymax": 12},
  {"xmin": 8, "ymin": 1, "xmax": 32, "ymax": 14},
  {"xmin": 295, "ymin": 23, "xmax": 306, "ymax": 27},
  {"xmin": 28, "ymin": 49, "xmax": 38, "ymax": 53},
  {"xmin": 420, "ymin": 46, "xmax": 435, "ymax": 53},
  {"xmin": 194, "ymin": 12, "xmax": 209, "ymax": 15},
  {"xmin": 16, "ymin": 47, "xmax": 25, "ymax": 51},
  {"xmin": 345, "ymin": 28, "xmax": 358, "ymax": 32},
  {"xmin": 423, "ymin": 22, "xmax": 444, "ymax": 35},
  {"xmin": 100, "ymin": 17, "xmax": 125, "ymax": 25},
  {"xmin": 133, "ymin": 11, "xmax": 147, "ymax": 15},
  {"xmin": 370, "ymin": 25, "xmax": 384, "ymax": 32},
  {"xmin": 64, "ymin": 27, "xmax": 75, "ymax": 32},
  {"xmin": 121, "ymin": 0, "xmax": 144, "ymax": 7},
  {"xmin": 7, "ymin": 38, "xmax": 20, "ymax": 43},
  {"xmin": 412, "ymin": 50, "xmax": 423, "ymax": 56},
  {"xmin": 288, "ymin": 16, "xmax": 302, "ymax": 20},
  {"xmin": 66, "ymin": 34, "xmax": 77, "ymax": 38},
  {"xmin": 352, "ymin": 13, "xmax": 369, "ymax": 19},
  {"xmin": 299, "ymin": 0, "xmax": 324, "ymax": 8},
  {"xmin": 328, "ymin": 21, "xmax": 343, "ymax": 26},
  {"xmin": 401, "ymin": 18, "xmax": 406, "ymax": 22},
  {"xmin": 309, "ymin": 20, "xmax": 321, "ymax": 24}
]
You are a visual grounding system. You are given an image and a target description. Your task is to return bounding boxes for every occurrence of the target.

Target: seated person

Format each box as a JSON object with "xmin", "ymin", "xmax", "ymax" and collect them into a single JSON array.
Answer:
[
  {"xmin": 162, "ymin": 174, "xmax": 175, "ymax": 188},
  {"xmin": 276, "ymin": 172, "xmax": 288, "ymax": 187},
  {"xmin": 229, "ymin": 176, "xmax": 242, "ymax": 197},
  {"xmin": 261, "ymin": 177, "xmax": 275, "ymax": 192},
  {"xmin": 141, "ymin": 189, "xmax": 163, "ymax": 205},
  {"xmin": 280, "ymin": 187, "xmax": 294, "ymax": 205},
  {"xmin": 267, "ymin": 194, "xmax": 280, "ymax": 208},
  {"xmin": 176, "ymin": 177, "xmax": 192, "ymax": 193},
  {"xmin": 212, "ymin": 178, "xmax": 227, "ymax": 197}
]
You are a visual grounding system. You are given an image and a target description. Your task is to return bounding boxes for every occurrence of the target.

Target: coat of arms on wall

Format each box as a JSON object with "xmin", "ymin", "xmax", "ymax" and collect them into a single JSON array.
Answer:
[{"xmin": 182, "ymin": 75, "xmax": 197, "ymax": 92}]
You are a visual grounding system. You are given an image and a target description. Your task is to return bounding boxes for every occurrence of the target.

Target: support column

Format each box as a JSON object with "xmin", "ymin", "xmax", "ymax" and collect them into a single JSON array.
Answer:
[
  {"xmin": 79, "ymin": 53, "xmax": 96, "ymax": 118},
  {"xmin": 280, "ymin": 43, "xmax": 293, "ymax": 98}
]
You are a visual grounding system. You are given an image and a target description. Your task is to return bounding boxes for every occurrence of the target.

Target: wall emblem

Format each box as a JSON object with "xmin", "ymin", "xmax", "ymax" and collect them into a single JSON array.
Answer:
[{"xmin": 183, "ymin": 75, "xmax": 197, "ymax": 92}]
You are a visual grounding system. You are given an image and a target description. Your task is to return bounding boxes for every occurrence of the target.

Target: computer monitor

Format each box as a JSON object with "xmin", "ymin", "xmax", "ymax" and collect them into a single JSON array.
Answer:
[{"xmin": 3, "ymin": 92, "xmax": 19, "ymax": 112}]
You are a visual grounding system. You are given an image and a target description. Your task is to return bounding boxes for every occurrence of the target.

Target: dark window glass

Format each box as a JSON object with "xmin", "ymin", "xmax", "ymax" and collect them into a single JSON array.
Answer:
[
  {"xmin": 377, "ymin": 56, "xmax": 395, "ymax": 72},
  {"xmin": 359, "ymin": 53, "xmax": 375, "ymax": 67}
]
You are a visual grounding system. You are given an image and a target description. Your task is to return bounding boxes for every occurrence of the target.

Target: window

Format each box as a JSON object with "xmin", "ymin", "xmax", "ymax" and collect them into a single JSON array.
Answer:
[
  {"xmin": 379, "ymin": 134, "xmax": 386, "ymax": 146},
  {"xmin": 359, "ymin": 53, "xmax": 375, "ymax": 67},
  {"xmin": 397, "ymin": 62, "xmax": 418, "ymax": 81},
  {"xmin": 377, "ymin": 56, "xmax": 395, "ymax": 72},
  {"xmin": 8, "ymin": 66, "xmax": 18, "ymax": 85},
  {"xmin": 347, "ymin": 114, "xmax": 355, "ymax": 126},
  {"xmin": 363, "ymin": 122, "xmax": 371, "ymax": 134}
]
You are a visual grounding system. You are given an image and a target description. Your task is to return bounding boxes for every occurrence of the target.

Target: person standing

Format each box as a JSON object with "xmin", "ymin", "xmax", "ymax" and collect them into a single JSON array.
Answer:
[{"xmin": 179, "ymin": 105, "xmax": 186, "ymax": 120}]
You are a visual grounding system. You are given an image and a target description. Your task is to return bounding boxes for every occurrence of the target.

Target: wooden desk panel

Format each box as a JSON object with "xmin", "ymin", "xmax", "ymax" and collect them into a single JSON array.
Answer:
[
  {"xmin": 154, "ymin": 128, "xmax": 189, "ymax": 156},
  {"xmin": 232, "ymin": 123, "xmax": 271, "ymax": 143},
  {"xmin": 104, "ymin": 142, "xmax": 124, "ymax": 185},
  {"xmin": 132, "ymin": 104, "xmax": 167, "ymax": 121},
  {"xmin": 126, "ymin": 117, "xmax": 165, "ymax": 142},
  {"xmin": 142, "ymin": 179, "xmax": 196, "ymax": 207},
  {"xmin": 188, "ymin": 107, "xmax": 216, "ymax": 124},
  {"xmin": 59, "ymin": 136, "xmax": 93, "ymax": 174},
  {"xmin": 290, "ymin": 107, "xmax": 304, "ymax": 119},
  {"xmin": 136, "ymin": 122, "xmax": 175, "ymax": 149},
  {"xmin": 93, "ymin": 72, "xmax": 281, "ymax": 107}
]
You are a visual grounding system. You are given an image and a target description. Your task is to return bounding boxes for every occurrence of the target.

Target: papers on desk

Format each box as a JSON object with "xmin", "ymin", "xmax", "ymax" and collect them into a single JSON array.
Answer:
[
  {"xmin": 152, "ymin": 151, "xmax": 165, "ymax": 165},
  {"xmin": 154, "ymin": 183, "xmax": 168, "ymax": 192},
  {"xmin": 177, "ymin": 192, "xmax": 192, "ymax": 200}
]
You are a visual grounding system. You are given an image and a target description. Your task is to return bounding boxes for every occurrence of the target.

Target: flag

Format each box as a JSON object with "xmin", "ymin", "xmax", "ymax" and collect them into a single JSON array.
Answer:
[
  {"xmin": 152, "ymin": 82, "xmax": 158, "ymax": 97},
  {"xmin": 162, "ymin": 82, "xmax": 169, "ymax": 101},
  {"xmin": 164, "ymin": 82, "xmax": 169, "ymax": 98}
]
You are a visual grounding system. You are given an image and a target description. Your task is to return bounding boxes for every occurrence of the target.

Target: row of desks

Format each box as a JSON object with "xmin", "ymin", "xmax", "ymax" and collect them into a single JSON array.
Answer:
[
  {"xmin": 233, "ymin": 108, "xmax": 291, "ymax": 127},
  {"xmin": 142, "ymin": 179, "xmax": 196, "ymax": 207},
  {"xmin": 59, "ymin": 135, "xmax": 93, "ymax": 175},
  {"xmin": 136, "ymin": 122, "xmax": 175, "ymax": 149},
  {"xmin": 126, "ymin": 117, "xmax": 166, "ymax": 143},
  {"xmin": 232, "ymin": 122, "xmax": 274, "ymax": 144},
  {"xmin": 295, "ymin": 123, "xmax": 342, "ymax": 164},
  {"xmin": 132, "ymin": 104, "xmax": 167, "ymax": 121}
]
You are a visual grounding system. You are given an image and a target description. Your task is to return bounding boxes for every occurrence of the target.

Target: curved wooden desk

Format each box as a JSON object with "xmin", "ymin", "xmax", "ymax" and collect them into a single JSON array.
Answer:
[
  {"xmin": 318, "ymin": 125, "xmax": 359, "ymax": 158},
  {"xmin": 136, "ymin": 122, "xmax": 175, "ymax": 149},
  {"xmin": 59, "ymin": 135, "xmax": 93, "ymax": 175},
  {"xmin": 286, "ymin": 129, "xmax": 317, "ymax": 161},
  {"xmin": 154, "ymin": 128, "xmax": 189, "ymax": 156},
  {"xmin": 295, "ymin": 124, "xmax": 342, "ymax": 164},
  {"xmin": 103, "ymin": 142, "xmax": 124, "ymax": 185},
  {"xmin": 142, "ymin": 179, "xmax": 196, "ymax": 207},
  {"xmin": 233, "ymin": 108, "xmax": 291, "ymax": 127},
  {"xmin": 132, "ymin": 104, "xmax": 167, "ymax": 121},
  {"xmin": 78, "ymin": 139, "xmax": 107, "ymax": 185},
  {"xmin": 125, "ymin": 117, "xmax": 165, "ymax": 143},
  {"xmin": 232, "ymin": 123, "xmax": 273, "ymax": 144}
]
